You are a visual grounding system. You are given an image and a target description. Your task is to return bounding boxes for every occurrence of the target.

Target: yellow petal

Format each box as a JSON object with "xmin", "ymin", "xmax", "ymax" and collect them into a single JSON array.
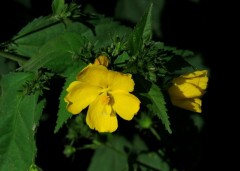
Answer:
[
  {"xmin": 174, "ymin": 72, "xmax": 208, "ymax": 91},
  {"xmin": 170, "ymin": 98, "xmax": 202, "ymax": 113},
  {"xmin": 108, "ymin": 71, "xmax": 134, "ymax": 92},
  {"xmin": 66, "ymin": 81, "xmax": 81, "ymax": 92},
  {"xmin": 76, "ymin": 64, "xmax": 93, "ymax": 80},
  {"xmin": 168, "ymin": 82, "xmax": 203, "ymax": 99},
  {"xmin": 77, "ymin": 65, "xmax": 109, "ymax": 88},
  {"xmin": 65, "ymin": 82, "xmax": 101, "ymax": 114},
  {"xmin": 187, "ymin": 77, "xmax": 208, "ymax": 90},
  {"xmin": 112, "ymin": 91, "xmax": 140, "ymax": 120},
  {"xmin": 181, "ymin": 70, "xmax": 208, "ymax": 79},
  {"xmin": 94, "ymin": 55, "xmax": 109, "ymax": 67},
  {"xmin": 86, "ymin": 94, "xmax": 118, "ymax": 132}
]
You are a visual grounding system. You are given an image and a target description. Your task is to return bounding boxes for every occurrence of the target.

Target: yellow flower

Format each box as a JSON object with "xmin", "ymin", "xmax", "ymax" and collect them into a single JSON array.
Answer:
[
  {"xmin": 168, "ymin": 70, "xmax": 208, "ymax": 113},
  {"xmin": 65, "ymin": 65, "xmax": 140, "ymax": 133}
]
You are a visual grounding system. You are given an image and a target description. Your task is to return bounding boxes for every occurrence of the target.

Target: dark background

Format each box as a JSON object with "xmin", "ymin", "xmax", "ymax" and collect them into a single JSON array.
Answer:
[{"xmin": 0, "ymin": 0, "xmax": 235, "ymax": 170}]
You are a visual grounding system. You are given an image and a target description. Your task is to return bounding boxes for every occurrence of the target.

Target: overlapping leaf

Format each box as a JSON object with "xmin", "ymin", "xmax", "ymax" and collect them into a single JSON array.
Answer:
[
  {"xmin": 142, "ymin": 83, "xmax": 172, "ymax": 134},
  {"xmin": 54, "ymin": 63, "xmax": 87, "ymax": 133},
  {"xmin": 0, "ymin": 73, "xmax": 45, "ymax": 171}
]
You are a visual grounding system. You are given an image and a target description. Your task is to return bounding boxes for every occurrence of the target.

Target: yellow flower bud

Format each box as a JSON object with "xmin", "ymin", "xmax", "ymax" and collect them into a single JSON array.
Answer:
[
  {"xmin": 94, "ymin": 55, "xmax": 109, "ymax": 67},
  {"xmin": 168, "ymin": 70, "xmax": 208, "ymax": 113}
]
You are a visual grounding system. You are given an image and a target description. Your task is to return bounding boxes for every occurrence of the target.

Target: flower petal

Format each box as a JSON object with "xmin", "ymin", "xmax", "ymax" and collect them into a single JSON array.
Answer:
[
  {"xmin": 108, "ymin": 71, "xmax": 134, "ymax": 92},
  {"xmin": 170, "ymin": 98, "xmax": 202, "ymax": 113},
  {"xmin": 86, "ymin": 94, "xmax": 118, "ymax": 132},
  {"xmin": 168, "ymin": 82, "xmax": 203, "ymax": 99},
  {"xmin": 186, "ymin": 77, "xmax": 208, "ymax": 90},
  {"xmin": 112, "ymin": 91, "xmax": 140, "ymax": 120},
  {"xmin": 77, "ymin": 65, "xmax": 109, "ymax": 88},
  {"xmin": 65, "ymin": 82, "xmax": 101, "ymax": 114},
  {"xmin": 174, "ymin": 74, "xmax": 208, "ymax": 91},
  {"xmin": 181, "ymin": 70, "xmax": 208, "ymax": 78},
  {"xmin": 66, "ymin": 81, "xmax": 81, "ymax": 92}
]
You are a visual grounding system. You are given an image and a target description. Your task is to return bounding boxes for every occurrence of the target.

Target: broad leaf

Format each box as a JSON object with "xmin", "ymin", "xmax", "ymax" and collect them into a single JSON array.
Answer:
[
  {"xmin": 0, "ymin": 73, "xmax": 45, "ymax": 171},
  {"xmin": 8, "ymin": 17, "xmax": 91, "ymax": 58},
  {"xmin": 137, "ymin": 152, "xmax": 170, "ymax": 171},
  {"xmin": 0, "ymin": 57, "xmax": 17, "ymax": 75},
  {"xmin": 87, "ymin": 135, "xmax": 130, "ymax": 171},
  {"xmin": 22, "ymin": 32, "xmax": 86, "ymax": 73},
  {"xmin": 9, "ymin": 16, "xmax": 60, "ymax": 57}
]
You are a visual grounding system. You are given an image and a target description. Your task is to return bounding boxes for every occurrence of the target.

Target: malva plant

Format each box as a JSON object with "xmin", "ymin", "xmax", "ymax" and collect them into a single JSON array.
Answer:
[
  {"xmin": 65, "ymin": 55, "xmax": 141, "ymax": 132},
  {"xmin": 0, "ymin": 0, "xmax": 209, "ymax": 170}
]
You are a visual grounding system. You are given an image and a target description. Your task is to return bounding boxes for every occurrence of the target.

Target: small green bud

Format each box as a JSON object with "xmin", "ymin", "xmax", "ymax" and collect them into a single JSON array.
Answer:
[
  {"xmin": 138, "ymin": 116, "xmax": 152, "ymax": 129},
  {"xmin": 29, "ymin": 164, "xmax": 42, "ymax": 171},
  {"xmin": 63, "ymin": 145, "xmax": 76, "ymax": 157}
]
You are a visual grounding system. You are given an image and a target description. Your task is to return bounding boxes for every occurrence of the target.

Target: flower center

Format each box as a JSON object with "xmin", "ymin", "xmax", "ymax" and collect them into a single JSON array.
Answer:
[{"xmin": 101, "ymin": 95, "xmax": 110, "ymax": 105}]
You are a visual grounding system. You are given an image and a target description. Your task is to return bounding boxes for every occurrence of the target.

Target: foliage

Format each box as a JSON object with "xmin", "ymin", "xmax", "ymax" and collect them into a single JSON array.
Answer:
[{"xmin": 0, "ymin": 0, "xmax": 209, "ymax": 170}]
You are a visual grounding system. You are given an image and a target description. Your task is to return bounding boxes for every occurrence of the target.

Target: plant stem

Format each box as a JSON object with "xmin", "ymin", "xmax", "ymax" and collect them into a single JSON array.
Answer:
[{"xmin": 150, "ymin": 127, "xmax": 161, "ymax": 141}]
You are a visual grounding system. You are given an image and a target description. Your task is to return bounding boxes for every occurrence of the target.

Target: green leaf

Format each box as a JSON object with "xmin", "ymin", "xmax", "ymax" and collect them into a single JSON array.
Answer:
[
  {"xmin": 8, "ymin": 16, "xmax": 61, "ymax": 57},
  {"xmin": 52, "ymin": 0, "xmax": 66, "ymax": 15},
  {"xmin": 54, "ymin": 63, "xmax": 87, "ymax": 133},
  {"xmin": 137, "ymin": 151, "xmax": 170, "ymax": 171},
  {"xmin": 8, "ymin": 17, "xmax": 91, "ymax": 58},
  {"xmin": 88, "ymin": 135, "xmax": 130, "ymax": 171},
  {"xmin": 131, "ymin": 134, "xmax": 148, "ymax": 152},
  {"xmin": 0, "ymin": 57, "xmax": 17, "ymax": 75},
  {"xmin": 0, "ymin": 72, "xmax": 45, "ymax": 171},
  {"xmin": 144, "ymin": 83, "xmax": 172, "ymax": 134},
  {"xmin": 114, "ymin": 51, "xmax": 130, "ymax": 67},
  {"xmin": 88, "ymin": 17, "xmax": 131, "ymax": 50},
  {"xmin": 190, "ymin": 113, "xmax": 204, "ymax": 132},
  {"xmin": 22, "ymin": 32, "xmax": 86, "ymax": 73},
  {"xmin": 126, "ymin": 3, "xmax": 153, "ymax": 55},
  {"xmin": 115, "ymin": 0, "xmax": 165, "ymax": 37}
]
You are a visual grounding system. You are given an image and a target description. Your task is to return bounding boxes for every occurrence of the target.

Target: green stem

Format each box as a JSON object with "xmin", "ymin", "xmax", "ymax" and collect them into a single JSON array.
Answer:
[
  {"xmin": 150, "ymin": 127, "xmax": 161, "ymax": 141},
  {"xmin": 0, "ymin": 51, "xmax": 28, "ymax": 65}
]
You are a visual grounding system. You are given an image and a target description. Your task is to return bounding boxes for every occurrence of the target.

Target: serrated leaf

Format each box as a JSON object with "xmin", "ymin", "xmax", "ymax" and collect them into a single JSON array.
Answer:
[
  {"xmin": 8, "ymin": 16, "xmax": 61, "ymax": 57},
  {"xmin": 52, "ymin": 0, "xmax": 66, "ymax": 15},
  {"xmin": 0, "ymin": 72, "xmax": 45, "ymax": 171},
  {"xmin": 8, "ymin": 17, "xmax": 92, "ymax": 58},
  {"xmin": 127, "ymin": 3, "xmax": 153, "ymax": 55},
  {"xmin": 144, "ymin": 83, "xmax": 171, "ymax": 133},
  {"xmin": 115, "ymin": 0, "xmax": 165, "ymax": 37},
  {"xmin": 54, "ymin": 63, "xmax": 87, "ymax": 133},
  {"xmin": 87, "ymin": 135, "xmax": 130, "ymax": 171},
  {"xmin": 22, "ymin": 32, "xmax": 86, "ymax": 73}
]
